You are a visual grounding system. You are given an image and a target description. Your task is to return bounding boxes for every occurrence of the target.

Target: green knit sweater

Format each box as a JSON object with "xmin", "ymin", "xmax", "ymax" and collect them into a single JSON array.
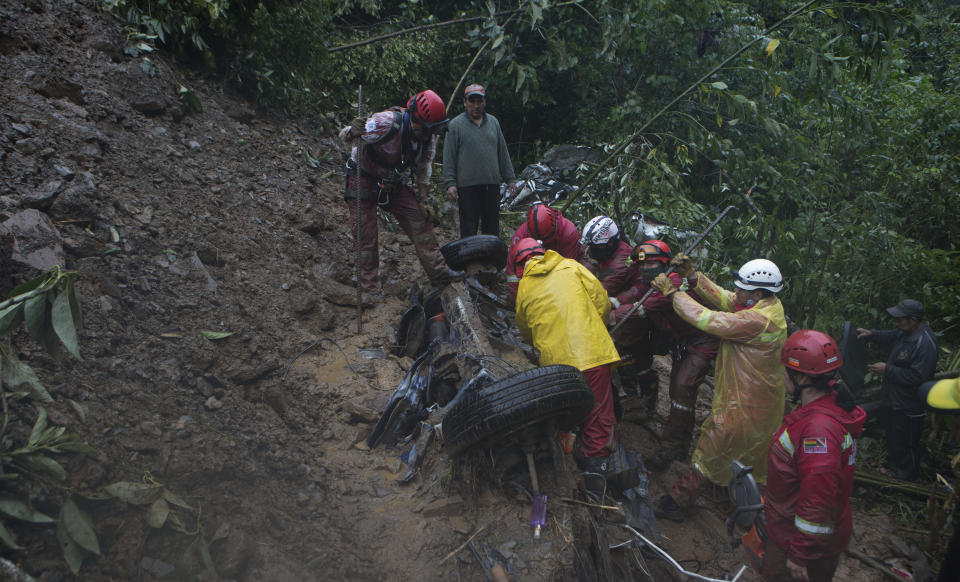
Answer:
[{"xmin": 441, "ymin": 112, "xmax": 516, "ymax": 189}]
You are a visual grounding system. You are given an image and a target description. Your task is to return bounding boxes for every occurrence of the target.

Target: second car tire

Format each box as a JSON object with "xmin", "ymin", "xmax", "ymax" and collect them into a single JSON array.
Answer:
[{"xmin": 441, "ymin": 365, "xmax": 594, "ymax": 456}]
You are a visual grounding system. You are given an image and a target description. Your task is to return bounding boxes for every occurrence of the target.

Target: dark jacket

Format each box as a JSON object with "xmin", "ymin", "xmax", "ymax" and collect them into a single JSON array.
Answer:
[
  {"xmin": 766, "ymin": 393, "xmax": 867, "ymax": 566},
  {"xmin": 869, "ymin": 323, "xmax": 938, "ymax": 414}
]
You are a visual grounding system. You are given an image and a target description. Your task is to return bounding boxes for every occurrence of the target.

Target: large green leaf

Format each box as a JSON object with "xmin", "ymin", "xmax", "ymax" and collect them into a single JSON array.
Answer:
[
  {"xmin": 146, "ymin": 498, "xmax": 170, "ymax": 528},
  {"xmin": 61, "ymin": 499, "xmax": 99, "ymax": 555},
  {"xmin": 0, "ymin": 496, "xmax": 54, "ymax": 523},
  {"xmin": 17, "ymin": 454, "xmax": 66, "ymax": 480},
  {"xmin": 23, "ymin": 294, "xmax": 59, "ymax": 356},
  {"xmin": 23, "ymin": 294, "xmax": 48, "ymax": 341},
  {"xmin": 0, "ymin": 303, "xmax": 24, "ymax": 337},
  {"xmin": 56, "ymin": 512, "xmax": 86, "ymax": 573},
  {"xmin": 0, "ymin": 520, "xmax": 21, "ymax": 549},
  {"xmin": 103, "ymin": 482, "xmax": 164, "ymax": 505},
  {"xmin": 28, "ymin": 406, "xmax": 48, "ymax": 446},
  {"xmin": 51, "ymin": 292, "xmax": 82, "ymax": 360},
  {"xmin": 0, "ymin": 346, "xmax": 51, "ymax": 402},
  {"xmin": 65, "ymin": 277, "xmax": 82, "ymax": 331}
]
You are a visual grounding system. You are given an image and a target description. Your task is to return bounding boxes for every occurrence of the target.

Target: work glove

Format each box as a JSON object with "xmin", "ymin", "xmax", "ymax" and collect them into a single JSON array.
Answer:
[
  {"xmin": 670, "ymin": 253, "xmax": 696, "ymax": 278},
  {"xmin": 650, "ymin": 273, "xmax": 677, "ymax": 297},
  {"xmin": 349, "ymin": 116, "xmax": 367, "ymax": 137}
]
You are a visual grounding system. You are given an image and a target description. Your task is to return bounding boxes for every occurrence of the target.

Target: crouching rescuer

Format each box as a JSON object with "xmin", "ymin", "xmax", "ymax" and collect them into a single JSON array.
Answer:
[
  {"xmin": 762, "ymin": 330, "xmax": 866, "ymax": 582},
  {"xmin": 340, "ymin": 89, "xmax": 464, "ymax": 301},
  {"xmin": 512, "ymin": 238, "xmax": 620, "ymax": 498}
]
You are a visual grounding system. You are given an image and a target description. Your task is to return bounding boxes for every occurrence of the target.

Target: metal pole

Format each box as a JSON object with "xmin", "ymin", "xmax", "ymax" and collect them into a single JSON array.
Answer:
[
  {"xmin": 355, "ymin": 85, "xmax": 364, "ymax": 333},
  {"xmin": 610, "ymin": 205, "xmax": 736, "ymax": 336}
]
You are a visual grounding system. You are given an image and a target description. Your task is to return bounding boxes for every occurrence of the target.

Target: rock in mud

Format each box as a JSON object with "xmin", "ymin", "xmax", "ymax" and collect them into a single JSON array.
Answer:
[
  {"xmin": 20, "ymin": 179, "xmax": 64, "ymax": 210},
  {"xmin": 204, "ymin": 396, "xmax": 223, "ymax": 411},
  {"xmin": 343, "ymin": 399, "xmax": 379, "ymax": 424},
  {"xmin": 0, "ymin": 209, "xmax": 65, "ymax": 272}
]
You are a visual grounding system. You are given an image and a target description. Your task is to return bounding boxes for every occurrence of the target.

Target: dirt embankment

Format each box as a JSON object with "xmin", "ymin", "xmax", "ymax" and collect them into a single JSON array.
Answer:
[{"xmin": 0, "ymin": 1, "xmax": 917, "ymax": 581}]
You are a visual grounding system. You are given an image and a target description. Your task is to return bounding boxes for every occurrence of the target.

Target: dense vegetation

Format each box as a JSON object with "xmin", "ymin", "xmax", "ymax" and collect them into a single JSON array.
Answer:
[{"xmin": 99, "ymin": 0, "xmax": 960, "ymax": 359}]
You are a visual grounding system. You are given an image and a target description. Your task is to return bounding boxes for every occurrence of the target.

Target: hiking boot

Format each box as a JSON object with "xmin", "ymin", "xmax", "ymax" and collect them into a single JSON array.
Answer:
[
  {"xmin": 578, "ymin": 455, "xmax": 610, "ymax": 502},
  {"xmin": 654, "ymin": 494, "xmax": 687, "ymax": 522},
  {"xmin": 430, "ymin": 267, "xmax": 466, "ymax": 287}
]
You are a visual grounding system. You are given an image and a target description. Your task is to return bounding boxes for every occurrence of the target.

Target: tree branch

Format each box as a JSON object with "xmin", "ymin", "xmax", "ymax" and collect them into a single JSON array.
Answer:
[
  {"xmin": 561, "ymin": 0, "xmax": 822, "ymax": 213},
  {"xmin": 327, "ymin": 9, "xmax": 523, "ymax": 54}
]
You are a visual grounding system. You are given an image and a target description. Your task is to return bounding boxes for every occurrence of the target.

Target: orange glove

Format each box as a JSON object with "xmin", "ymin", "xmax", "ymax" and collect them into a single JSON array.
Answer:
[
  {"xmin": 670, "ymin": 253, "xmax": 696, "ymax": 278},
  {"xmin": 650, "ymin": 273, "xmax": 677, "ymax": 297}
]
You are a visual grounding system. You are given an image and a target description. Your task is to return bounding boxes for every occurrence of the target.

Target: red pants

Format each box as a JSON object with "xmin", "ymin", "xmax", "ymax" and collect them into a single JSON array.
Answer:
[
  {"xmin": 580, "ymin": 365, "xmax": 615, "ymax": 457},
  {"xmin": 344, "ymin": 180, "xmax": 446, "ymax": 293},
  {"xmin": 661, "ymin": 347, "xmax": 713, "ymax": 451}
]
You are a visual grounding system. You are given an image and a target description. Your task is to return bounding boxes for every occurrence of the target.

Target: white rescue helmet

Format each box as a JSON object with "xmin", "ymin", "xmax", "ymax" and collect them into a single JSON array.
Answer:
[
  {"xmin": 734, "ymin": 258, "xmax": 783, "ymax": 293},
  {"xmin": 580, "ymin": 216, "xmax": 619, "ymax": 245}
]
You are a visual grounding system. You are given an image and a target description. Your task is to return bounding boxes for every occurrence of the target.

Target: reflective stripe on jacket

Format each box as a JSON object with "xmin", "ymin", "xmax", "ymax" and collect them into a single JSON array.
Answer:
[
  {"xmin": 515, "ymin": 250, "xmax": 619, "ymax": 371},
  {"xmin": 766, "ymin": 393, "xmax": 867, "ymax": 566},
  {"xmin": 672, "ymin": 272, "xmax": 788, "ymax": 485}
]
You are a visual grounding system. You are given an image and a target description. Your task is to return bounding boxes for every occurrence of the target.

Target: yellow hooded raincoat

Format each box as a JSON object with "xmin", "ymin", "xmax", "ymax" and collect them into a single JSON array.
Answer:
[
  {"xmin": 671, "ymin": 272, "xmax": 787, "ymax": 485},
  {"xmin": 515, "ymin": 250, "xmax": 620, "ymax": 371}
]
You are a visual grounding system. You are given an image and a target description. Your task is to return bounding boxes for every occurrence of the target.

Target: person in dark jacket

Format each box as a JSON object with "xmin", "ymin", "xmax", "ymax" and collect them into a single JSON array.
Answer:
[
  {"xmin": 856, "ymin": 298, "xmax": 938, "ymax": 481},
  {"xmin": 762, "ymin": 330, "xmax": 867, "ymax": 582},
  {"xmin": 442, "ymin": 83, "xmax": 516, "ymax": 238}
]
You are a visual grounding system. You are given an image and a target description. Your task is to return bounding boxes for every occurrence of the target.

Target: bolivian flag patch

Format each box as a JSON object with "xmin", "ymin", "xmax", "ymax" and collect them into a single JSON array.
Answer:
[{"xmin": 803, "ymin": 437, "xmax": 828, "ymax": 454}]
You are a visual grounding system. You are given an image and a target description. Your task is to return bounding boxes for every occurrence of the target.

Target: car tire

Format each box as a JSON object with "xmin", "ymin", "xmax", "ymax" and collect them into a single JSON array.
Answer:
[
  {"xmin": 441, "ymin": 365, "xmax": 595, "ymax": 456},
  {"xmin": 440, "ymin": 235, "xmax": 508, "ymax": 271}
]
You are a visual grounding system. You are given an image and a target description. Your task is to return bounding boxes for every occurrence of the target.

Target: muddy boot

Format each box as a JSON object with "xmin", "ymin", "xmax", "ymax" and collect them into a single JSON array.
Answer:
[
  {"xmin": 578, "ymin": 455, "xmax": 610, "ymax": 503},
  {"xmin": 654, "ymin": 494, "xmax": 687, "ymax": 522}
]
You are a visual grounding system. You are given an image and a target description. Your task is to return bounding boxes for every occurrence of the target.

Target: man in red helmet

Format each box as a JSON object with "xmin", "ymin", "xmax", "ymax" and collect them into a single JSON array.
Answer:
[
  {"xmin": 341, "ymin": 90, "xmax": 464, "ymax": 302},
  {"xmin": 505, "ymin": 203, "xmax": 582, "ymax": 301},
  {"xmin": 513, "ymin": 238, "xmax": 620, "ymax": 498},
  {"xmin": 761, "ymin": 330, "xmax": 866, "ymax": 581},
  {"xmin": 611, "ymin": 240, "xmax": 718, "ymax": 467}
]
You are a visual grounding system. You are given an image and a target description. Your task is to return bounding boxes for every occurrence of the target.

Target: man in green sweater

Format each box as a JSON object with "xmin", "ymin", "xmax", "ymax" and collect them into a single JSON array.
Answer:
[{"xmin": 442, "ymin": 83, "xmax": 516, "ymax": 238}]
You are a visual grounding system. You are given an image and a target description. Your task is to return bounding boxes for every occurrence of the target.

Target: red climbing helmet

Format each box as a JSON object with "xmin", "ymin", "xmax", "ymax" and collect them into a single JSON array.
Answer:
[
  {"xmin": 527, "ymin": 203, "xmax": 560, "ymax": 243},
  {"xmin": 781, "ymin": 330, "xmax": 843, "ymax": 375},
  {"xmin": 407, "ymin": 90, "xmax": 448, "ymax": 132},
  {"xmin": 511, "ymin": 238, "xmax": 545, "ymax": 272},
  {"xmin": 634, "ymin": 239, "xmax": 671, "ymax": 264}
]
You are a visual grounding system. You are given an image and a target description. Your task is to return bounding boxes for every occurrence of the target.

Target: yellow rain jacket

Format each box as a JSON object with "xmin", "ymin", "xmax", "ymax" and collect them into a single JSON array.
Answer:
[
  {"xmin": 671, "ymin": 272, "xmax": 787, "ymax": 485},
  {"xmin": 515, "ymin": 250, "xmax": 620, "ymax": 371}
]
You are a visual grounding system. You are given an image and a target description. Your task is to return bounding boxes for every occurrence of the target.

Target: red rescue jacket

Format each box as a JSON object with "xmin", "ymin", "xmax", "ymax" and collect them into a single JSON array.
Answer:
[
  {"xmin": 765, "ymin": 392, "xmax": 867, "ymax": 566},
  {"xmin": 506, "ymin": 215, "xmax": 582, "ymax": 301},
  {"xmin": 579, "ymin": 240, "xmax": 636, "ymax": 297}
]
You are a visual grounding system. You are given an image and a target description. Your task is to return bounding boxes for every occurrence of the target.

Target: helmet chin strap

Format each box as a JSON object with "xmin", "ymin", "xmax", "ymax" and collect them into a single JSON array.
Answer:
[{"xmin": 787, "ymin": 369, "xmax": 809, "ymax": 404}]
